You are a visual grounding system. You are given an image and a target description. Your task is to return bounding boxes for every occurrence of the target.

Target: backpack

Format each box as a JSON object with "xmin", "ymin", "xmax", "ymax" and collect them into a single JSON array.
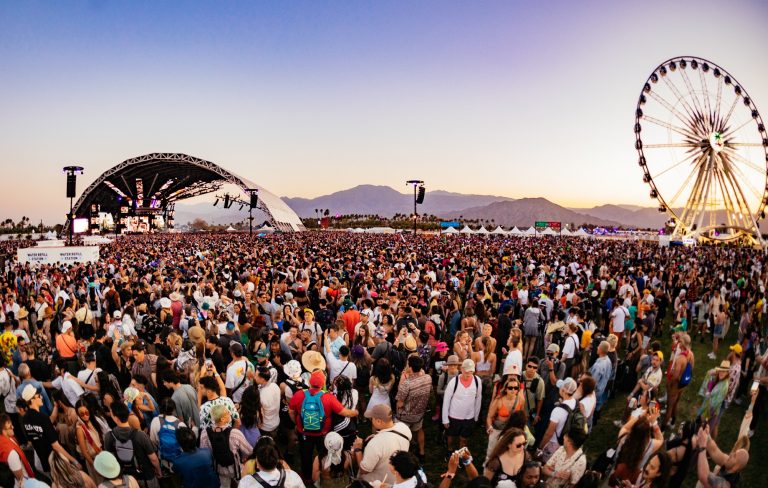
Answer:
[
  {"xmin": 207, "ymin": 427, "xmax": 236, "ymax": 468},
  {"xmin": 158, "ymin": 416, "xmax": 183, "ymax": 462},
  {"xmin": 110, "ymin": 430, "xmax": 143, "ymax": 477},
  {"xmin": 315, "ymin": 308, "xmax": 335, "ymax": 329},
  {"xmin": 301, "ymin": 391, "xmax": 326, "ymax": 432},
  {"xmin": 250, "ymin": 469, "xmax": 286, "ymax": 488},
  {"xmin": 678, "ymin": 360, "xmax": 693, "ymax": 387},
  {"xmin": 556, "ymin": 402, "xmax": 588, "ymax": 445}
]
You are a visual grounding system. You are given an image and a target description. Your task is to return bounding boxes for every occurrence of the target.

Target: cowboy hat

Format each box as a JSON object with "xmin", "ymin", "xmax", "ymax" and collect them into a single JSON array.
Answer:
[{"xmin": 301, "ymin": 350, "xmax": 326, "ymax": 372}]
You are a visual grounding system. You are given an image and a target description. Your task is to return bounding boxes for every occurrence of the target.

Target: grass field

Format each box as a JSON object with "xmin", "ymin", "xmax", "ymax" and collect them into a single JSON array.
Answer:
[{"xmin": 357, "ymin": 315, "xmax": 765, "ymax": 486}]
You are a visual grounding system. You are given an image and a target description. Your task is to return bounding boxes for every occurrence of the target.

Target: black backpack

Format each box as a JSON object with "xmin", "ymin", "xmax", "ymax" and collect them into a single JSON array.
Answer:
[
  {"xmin": 556, "ymin": 402, "xmax": 589, "ymax": 445},
  {"xmin": 250, "ymin": 469, "xmax": 286, "ymax": 487},
  {"xmin": 208, "ymin": 427, "xmax": 236, "ymax": 468}
]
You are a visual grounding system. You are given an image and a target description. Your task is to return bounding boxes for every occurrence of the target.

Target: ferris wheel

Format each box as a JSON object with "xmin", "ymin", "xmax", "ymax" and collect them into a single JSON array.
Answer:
[{"xmin": 634, "ymin": 56, "xmax": 768, "ymax": 246}]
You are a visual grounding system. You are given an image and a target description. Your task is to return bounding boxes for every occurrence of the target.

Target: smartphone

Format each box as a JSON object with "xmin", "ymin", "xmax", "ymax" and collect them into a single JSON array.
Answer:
[
  {"xmin": 649, "ymin": 400, "xmax": 658, "ymax": 412},
  {"xmin": 205, "ymin": 359, "xmax": 213, "ymax": 368},
  {"xmin": 752, "ymin": 381, "xmax": 760, "ymax": 394}
]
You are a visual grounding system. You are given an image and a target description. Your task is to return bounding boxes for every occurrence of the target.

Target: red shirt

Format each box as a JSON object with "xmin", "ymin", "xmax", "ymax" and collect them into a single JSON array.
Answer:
[
  {"xmin": 289, "ymin": 388, "xmax": 345, "ymax": 436},
  {"xmin": 342, "ymin": 309, "xmax": 361, "ymax": 341}
]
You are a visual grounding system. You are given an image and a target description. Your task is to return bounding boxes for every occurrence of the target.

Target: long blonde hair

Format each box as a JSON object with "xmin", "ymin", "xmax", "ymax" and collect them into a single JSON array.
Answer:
[{"xmin": 49, "ymin": 451, "xmax": 85, "ymax": 488}]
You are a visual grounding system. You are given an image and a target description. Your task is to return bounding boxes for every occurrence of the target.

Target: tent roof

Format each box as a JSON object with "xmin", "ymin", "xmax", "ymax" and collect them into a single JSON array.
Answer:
[
  {"xmin": 491, "ymin": 226, "xmax": 506, "ymax": 234},
  {"xmin": 459, "ymin": 225, "xmax": 474, "ymax": 234},
  {"xmin": 476, "ymin": 226, "xmax": 490, "ymax": 234}
]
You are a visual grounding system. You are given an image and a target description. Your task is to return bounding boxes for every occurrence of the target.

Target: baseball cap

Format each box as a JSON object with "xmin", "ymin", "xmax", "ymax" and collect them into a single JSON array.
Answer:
[
  {"xmin": 556, "ymin": 378, "xmax": 578, "ymax": 395},
  {"xmin": 132, "ymin": 340, "xmax": 147, "ymax": 352},
  {"xmin": 435, "ymin": 342, "xmax": 449, "ymax": 352},
  {"xmin": 729, "ymin": 343, "xmax": 743, "ymax": 355},
  {"xmin": 60, "ymin": 321, "xmax": 72, "ymax": 333},
  {"xmin": 461, "ymin": 359, "xmax": 476, "ymax": 372},
  {"xmin": 113, "ymin": 310, "xmax": 122, "ymax": 319},
  {"xmin": 309, "ymin": 370, "xmax": 326, "ymax": 389},
  {"xmin": 547, "ymin": 343, "xmax": 560, "ymax": 354},
  {"xmin": 21, "ymin": 384, "xmax": 37, "ymax": 401},
  {"xmin": 364, "ymin": 404, "xmax": 393, "ymax": 421}
]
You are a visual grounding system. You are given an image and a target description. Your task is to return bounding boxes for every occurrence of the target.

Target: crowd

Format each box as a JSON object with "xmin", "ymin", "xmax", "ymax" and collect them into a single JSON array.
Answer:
[{"xmin": 0, "ymin": 231, "xmax": 766, "ymax": 488}]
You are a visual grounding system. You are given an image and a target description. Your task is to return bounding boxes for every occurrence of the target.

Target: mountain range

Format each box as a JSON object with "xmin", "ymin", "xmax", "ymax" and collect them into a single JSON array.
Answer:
[{"xmin": 173, "ymin": 185, "xmax": 765, "ymax": 231}]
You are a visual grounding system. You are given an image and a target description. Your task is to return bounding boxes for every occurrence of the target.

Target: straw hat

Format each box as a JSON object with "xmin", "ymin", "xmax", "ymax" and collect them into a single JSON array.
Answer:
[
  {"xmin": 301, "ymin": 350, "xmax": 326, "ymax": 372},
  {"xmin": 17, "ymin": 308, "xmax": 28, "ymax": 320},
  {"xmin": 159, "ymin": 297, "xmax": 172, "ymax": 309},
  {"xmin": 715, "ymin": 360, "xmax": 731, "ymax": 373},
  {"xmin": 404, "ymin": 334, "xmax": 417, "ymax": 352},
  {"xmin": 169, "ymin": 292, "xmax": 182, "ymax": 302}
]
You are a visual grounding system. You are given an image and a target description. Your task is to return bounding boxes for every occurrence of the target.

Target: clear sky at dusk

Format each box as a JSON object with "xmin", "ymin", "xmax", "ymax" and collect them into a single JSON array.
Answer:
[{"xmin": 1, "ymin": 0, "xmax": 767, "ymax": 223}]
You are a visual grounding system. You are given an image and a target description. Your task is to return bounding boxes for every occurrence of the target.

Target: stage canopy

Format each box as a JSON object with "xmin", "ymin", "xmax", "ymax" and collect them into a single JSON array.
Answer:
[{"xmin": 69, "ymin": 153, "xmax": 305, "ymax": 232}]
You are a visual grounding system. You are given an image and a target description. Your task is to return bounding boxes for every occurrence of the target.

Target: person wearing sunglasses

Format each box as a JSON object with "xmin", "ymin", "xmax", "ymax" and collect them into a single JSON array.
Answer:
[
  {"xmin": 484, "ymin": 427, "xmax": 529, "ymax": 486},
  {"xmin": 485, "ymin": 378, "xmax": 525, "ymax": 463}
]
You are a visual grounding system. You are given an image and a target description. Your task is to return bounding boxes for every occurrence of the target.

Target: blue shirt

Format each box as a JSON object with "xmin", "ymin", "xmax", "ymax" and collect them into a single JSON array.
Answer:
[
  {"xmin": 173, "ymin": 448, "xmax": 220, "ymax": 488},
  {"xmin": 590, "ymin": 356, "xmax": 612, "ymax": 399},
  {"xmin": 16, "ymin": 379, "xmax": 53, "ymax": 416}
]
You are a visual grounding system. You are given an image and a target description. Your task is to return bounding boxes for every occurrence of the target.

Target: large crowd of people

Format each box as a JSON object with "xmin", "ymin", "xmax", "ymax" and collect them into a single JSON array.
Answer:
[{"xmin": 0, "ymin": 231, "xmax": 765, "ymax": 488}]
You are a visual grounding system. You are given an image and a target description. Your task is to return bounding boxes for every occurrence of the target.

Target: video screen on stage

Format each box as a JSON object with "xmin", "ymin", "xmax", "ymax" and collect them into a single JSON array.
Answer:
[{"xmin": 121, "ymin": 216, "xmax": 150, "ymax": 233}]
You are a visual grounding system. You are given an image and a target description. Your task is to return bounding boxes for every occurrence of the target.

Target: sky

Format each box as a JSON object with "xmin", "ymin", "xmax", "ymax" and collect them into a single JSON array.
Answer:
[{"xmin": 1, "ymin": 0, "xmax": 768, "ymax": 224}]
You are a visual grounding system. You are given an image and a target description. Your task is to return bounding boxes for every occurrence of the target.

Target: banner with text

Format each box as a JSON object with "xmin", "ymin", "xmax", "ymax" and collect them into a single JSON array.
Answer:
[
  {"xmin": 534, "ymin": 221, "xmax": 562, "ymax": 231},
  {"xmin": 17, "ymin": 246, "xmax": 101, "ymax": 265}
]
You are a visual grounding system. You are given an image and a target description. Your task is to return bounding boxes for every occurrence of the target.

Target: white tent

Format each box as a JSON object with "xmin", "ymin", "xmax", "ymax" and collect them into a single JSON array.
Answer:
[
  {"xmin": 524, "ymin": 227, "xmax": 537, "ymax": 235},
  {"xmin": 225, "ymin": 226, "xmax": 237, "ymax": 232},
  {"xmin": 45, "ymin": 231, "xmax": 57, "ymax": 240},
  {"xmin": 259, "ymin": 224, "xmax": 276, "ymax": 233},
  {"xmin": 442, "ymin": 226, "xmax": 459, "ymax": 234},
  {"xmin": 476, "ymin": 226, "xmax": 490, "ymax": 235},
  {"xmin": 541, "ymin": 227, "xmax": 557, "ymax": 236},
  {"xmin": 560, "ymin": 228, "xmax": 573, "ymax": 236},
  {"xmin": 491, "ymin": 226, "xmax": 506, "ymax": 235},
  {"xmin": 366, "ymin": 227, "xmax": 397, "ymax": 234},
  {"xmin": 459, "ymin": 225, "xmax": 474, "ymax": 234},
  {"xmin": 352, "ymin": 227, "xmax": 365, "ymax": 233},
  {"xmin": 508, "ymin": 227, "xmax": 523, "ymax": 235},
  {"xmin": 573, "ymin": 228, "xmax": 590, "ymax": 237}
]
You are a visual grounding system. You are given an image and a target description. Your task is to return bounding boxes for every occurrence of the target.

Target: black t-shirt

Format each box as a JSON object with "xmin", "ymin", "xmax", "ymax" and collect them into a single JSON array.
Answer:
[
  {"xmin": 90, "ymin": 341, "xmax": 118, "ymax": 375},
  {"xmin": 23, "ymin": 409, "xmax": 58, "ymax": 472}
]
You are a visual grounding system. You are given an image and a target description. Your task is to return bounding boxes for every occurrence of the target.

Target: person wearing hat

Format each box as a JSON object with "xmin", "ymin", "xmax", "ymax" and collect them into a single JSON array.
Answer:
[
  {"xmin": 21, "ymin": 383, "xmax": 81, "ymax": 475},
  {"xmin": 298, "ymin": 309, "xmax": 323, "ymax": 350},
  {"xmin": 435, "ymin": 354, "xmax": 461, "ymax": 422},
  {"xmin": 698, "ymin": 360, "xmax": 732, "ymax": 436},
  {"xmin": 538, "ymin": 377, "xmax": 578, "ymax": 462},
  {"xmin": 442, "ymin": 359, "xmax": 482, "ymax": 453},
  {"xmin": 55, "ymin": 319, "xmax": 80, "ymax": 374},
  {"xmin": 15, "ymin": 363, "xmax": 53, "ymax": 416},
  {"xmin": 351, "ymin": 404, "xmax": 412, "ymax": 484},
  {"xmin": 288, "ymin": 370, "xmax": 358, "ymax": 483}
]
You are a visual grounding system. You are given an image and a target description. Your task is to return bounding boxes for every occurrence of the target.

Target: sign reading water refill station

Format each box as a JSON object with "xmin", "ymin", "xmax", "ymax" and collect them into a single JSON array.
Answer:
[
  {"xmin": 18, "ymin": 246, "xmax": 101, "ymax": 265},
  {"xmin": 534, "ymin": 221, "xmax": 562, "ymax": 231}
]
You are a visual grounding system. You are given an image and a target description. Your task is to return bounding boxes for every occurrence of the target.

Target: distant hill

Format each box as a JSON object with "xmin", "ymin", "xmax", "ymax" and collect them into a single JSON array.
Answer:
[
  {"xmin": 449, "ymin": 198, "xmax": 623, "ymax": 228},
  {"xmin": 282, "ymin": 185, "xmax": 513, "ymax": 218},
  {"xmin": 569, "ymin": 204, "xmax": 669, "ymax": 229}
]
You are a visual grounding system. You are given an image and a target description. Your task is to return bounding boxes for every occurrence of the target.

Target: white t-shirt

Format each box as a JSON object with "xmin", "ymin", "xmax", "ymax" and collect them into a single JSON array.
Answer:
[
  {"xmin": 52, "ymin": 373, "xmax": 84, "ymax": 406},
  {"xmin": 561, "ymin": 334, "xmax": 579, "ymax": 360},
  {"xmin": 502, "ymin": 349, "xmax": 523, "ymax": 376},
  {"xmin": 225, "ymin": 359, "xmax": 254, "ymax": 403},
  {"xmin": 326, "ymin": 352, "xmax": 358, "ymax": 384},
  {"xmin": 258, "ymin": 382, "xmax": 281, "ymax": 432},
  {"xmin": 0, "ymin": 369, "xmax": 17, "ymax": 413},
  {"xmin": 612, "ymin": 307, "xmax": 627, "ymax": 334},
  {"xmin": 546, "ymin": 398, "xmax": 577, "ymax": 450},
  {"xmin": 237, "ymin": 468, "xmax": 304, "ymax": 488},
  {"xmin": 77, "ymin": 367, "xmax": 101, "ymax": 390},
  {"xmin": 580, "ymin": 394, "xmax": 596, "ymax": 421}
]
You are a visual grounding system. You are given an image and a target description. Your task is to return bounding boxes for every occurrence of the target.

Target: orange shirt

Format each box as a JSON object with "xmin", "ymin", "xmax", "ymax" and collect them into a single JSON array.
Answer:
[{"xmin": 56, "ymin": 333, "xmax": 79, "ymax": 359}]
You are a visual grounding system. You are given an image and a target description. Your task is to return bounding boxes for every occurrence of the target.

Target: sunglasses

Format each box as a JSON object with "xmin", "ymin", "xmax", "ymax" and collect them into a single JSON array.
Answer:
[
  {"xmin": 526, "ymin": 364, "xmax": 537, "ymax": 369},
  {"xmin": 515, "ymin": 442, "xmax": 527, "ymax": 448},
  {"xmin": 507, "ymin": 385, "xmax": 520, "ymax": 391}
]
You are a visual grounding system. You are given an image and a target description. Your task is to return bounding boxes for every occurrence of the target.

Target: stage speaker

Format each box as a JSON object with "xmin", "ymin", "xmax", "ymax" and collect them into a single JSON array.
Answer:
[
  {"xmin": 66, "ymin": 174, "xmax": 77, "ymax": 198},
  {"xmin": 250, "ymin": 193, "xmax": 258, "ymax": 208},
  {"xmin": 416, "ymin": 186, "xmax": 425, "ymax": 204}
]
